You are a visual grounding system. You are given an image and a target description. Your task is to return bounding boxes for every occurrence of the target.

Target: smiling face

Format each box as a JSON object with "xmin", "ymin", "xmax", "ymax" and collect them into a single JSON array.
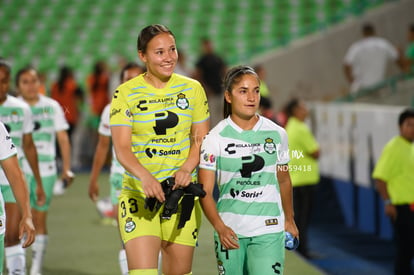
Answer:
[
  {"xmin": 17, "ymin": 68, "xmax": 40, "ymax": 102},
  {"xmin": 138, "ymin": 32, "xmax": 177, "ymax": 83},
  {"xmin": 225, "ymin": 73, "xmax": 260, "ymax": 121}
]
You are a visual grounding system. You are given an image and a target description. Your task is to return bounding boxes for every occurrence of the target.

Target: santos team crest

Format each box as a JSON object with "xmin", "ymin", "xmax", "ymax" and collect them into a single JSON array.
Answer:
[
  {"xmin": 264, "ymin": 137, "xmax": 276, "ymax": 154},
  {"xmin": 125, "ymin": 217, "xmax": 136, "ymax": 233},
  {"xmin": 176, "ymin": 93, "xmax": 189, "ymax": 110}
]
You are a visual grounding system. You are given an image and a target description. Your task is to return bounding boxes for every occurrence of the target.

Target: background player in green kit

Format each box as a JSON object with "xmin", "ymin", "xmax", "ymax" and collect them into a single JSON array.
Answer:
[
  {"xmin": 372, "ymin": 108, "xmax": 414, "ymax": 275},
  {"xmin": 110, "ymin": 24, "xmax": 210, "ymax": 275},
  {"xmin": 16, "ymin": 66, "xmax": 74, "ymax": 275},
  {"xmin": 0, "ymin": 60, "xmax": 45, "ymax": 275},
  {"xmin": 199, "ymin": 65, "xmax": 298, "ymax": 275},
  {"xmin": 89, "ymin": 62, "xmax": 143, "ymax": 275},
  {"xmin": 0, "ymin": 121, "xmax": 36, "ymax": 274}
]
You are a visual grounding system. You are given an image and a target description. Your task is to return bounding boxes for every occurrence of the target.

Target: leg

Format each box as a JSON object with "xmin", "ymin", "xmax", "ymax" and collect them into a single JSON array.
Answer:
[
  {"xmin": 30, "ymin": 174, "xmax": 55, "ymax": 275},
  {"xmin": 212, "ymin": 234, "xmax": 244, "ymax": 275},
  {"xmin": 125, "ymin": 236, "xmax": 161, "ymax": 270},
  {"xmin": 110, "ymin": 173, "xmax": 129, "ymax": 275},
  {"xmin": 4, "ymin": 202, "xmax": 26, "ymax": 275},
  {"xmin": 118, "ymin": 192, "xmax": 162, "ymax": 273},
  {"xmin": 293, "ymin": 185, "xmax": 316, "ymax": 257},
  {"xmin": 30, "ymin": 210, "xmax": 48, "ymax": 275},
  {"xmin": 394, "ymin": 205, "xmax": 414, "ymax": 275},
  {"xmin": 161, "ymin": 241, "xmax": 194, "ymax": 275},
  {"xmin": 247, "ymin": 233, "xmax": 285, "ymax": 275},
  {"xmin": 159, "ymin": 198, "xmax": 202, "ymax": 275}
]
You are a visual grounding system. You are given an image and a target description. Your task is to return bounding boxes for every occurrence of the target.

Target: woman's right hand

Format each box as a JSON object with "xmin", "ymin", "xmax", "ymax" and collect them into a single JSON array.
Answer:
[
  {"xmin": 141, "ymin": 174, "xmax": 165, "ymax": 203},
  {"xmin": 216, "ymin": 224, "xmax": 239, "ymax": 250}
]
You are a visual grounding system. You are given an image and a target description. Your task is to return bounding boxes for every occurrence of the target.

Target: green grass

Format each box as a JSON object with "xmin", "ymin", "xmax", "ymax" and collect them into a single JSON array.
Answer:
[{"xmin": 23, "ymin": 172, "xmax": 325, "ymax": 274}]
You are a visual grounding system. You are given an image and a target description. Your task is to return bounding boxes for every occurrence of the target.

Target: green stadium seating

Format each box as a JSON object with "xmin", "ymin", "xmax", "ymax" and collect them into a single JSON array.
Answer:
[{"xmin": 0, "ymin": 0, "xmax": 386, "ymax": 88}]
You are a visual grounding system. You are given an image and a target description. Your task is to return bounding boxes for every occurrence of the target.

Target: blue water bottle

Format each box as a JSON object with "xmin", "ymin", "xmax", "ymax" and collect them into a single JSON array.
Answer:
[{"xmin": 285, "ymin": 231, "xmax": 299, "ymax": 250}]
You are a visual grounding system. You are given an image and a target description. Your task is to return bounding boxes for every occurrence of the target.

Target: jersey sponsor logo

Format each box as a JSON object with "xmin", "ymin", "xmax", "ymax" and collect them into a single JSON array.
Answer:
[
  {"xmin": 124, "ymin": 217, "xmax": 136, "ymax": 233},
  {"xmin": 230, "ymin": 188, "xmax": 263, "ymax": 199},
  {"xmin": 176, "ymin": 93, "xmax": 189, "ymax": 110},
  {"xmin": 264, "ymin": 137, "xmax": 277, "ymax": 154},
  {"xmin": 153, "ymin": 111, "xmax": 178, "ymax": 135},
  {"xmin": 272, "ymin": 262, "xmax": 282, "ymax": 274},
  {"xmin": 236, "ymin": 180, "xmax": 260, "ymax": 186},
  {"xmin": 217, "ymin": 260, "xmax": 225, "ymax": 275},
  {"xmin": 151, "ymin": 137, "xmax": 176, "ymax": 143},
  {"xmin": 149, "ymin": 97, "xmax": 174, "ymax": 104},
  {"xmin": 240, "ymin": 154, "xmax": 264, "ymax": 178},
  {"xmin": 203, "ymin": 153, "xmax": 215, "ymax": 163},
  {"xmin": 0, "ymin": 110, "xmax": 24, "ymax": 125},
  {"xmin": 265, "ymin": 218, "xmax": 278, "ymax": 226},
  {"xmin": 224, "ymin": 143, "xmax": 261, "ymax": 155},
  {"xmin": 136, "ymin": 100, "xmax": 148, "ymax": 111},
  {"xmin": 33, "ymin": 121, "xmax": 41, "ymax": 131},
  {"xmin": 110, "ymin": 108, "xmax": 121, "ymax": 118},
  {"xmin": 145, "ymin": 148, "xmax": 181, "ymax": 158}
]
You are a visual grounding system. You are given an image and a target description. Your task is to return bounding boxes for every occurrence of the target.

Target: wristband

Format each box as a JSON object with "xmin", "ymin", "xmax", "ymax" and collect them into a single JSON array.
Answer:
[{"xmin": 384, "ymin": 199, "xmax": 392, "ymax": 205}]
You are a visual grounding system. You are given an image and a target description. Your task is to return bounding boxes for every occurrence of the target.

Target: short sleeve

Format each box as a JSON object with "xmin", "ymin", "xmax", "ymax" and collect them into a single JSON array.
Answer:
[
  {"xmin": 192, "ymin": 82, "xmax": 210, "ymax": 124},
  {"xmin": 199, "ymin": 132, "xmax": 219, "ymax": 171},
  {"xmin": 0, "ymin": 122, "xmax": 17, "ymax": 161},
  {"xmin": 372, "ymin": 143, "xmax": 393, "ymax": 182},
  {"xmin": 277, "ymin": 127, "xmax": 290, "ymax": 165},
  {"xmin": 98, "ymin": 104, "xmax": 111, "ymax": 136},
  {"xmin": 110, "ymin": 88, "xmax": 133, "ymax": 127},
  {"xmin": 52, "ymin": 100, "xmax": 69, "ymax": 132},
  {"xmin": 22, "ymin": 103, "xmax": 34, "ymax": 134}
]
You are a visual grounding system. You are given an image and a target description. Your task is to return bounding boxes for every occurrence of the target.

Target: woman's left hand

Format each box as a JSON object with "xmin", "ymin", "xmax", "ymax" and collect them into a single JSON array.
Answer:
[
  {"xmin": 173, "ymin": 169, "xmax": 192, "ymax": 190},
  {"xmin": 285, "ymin": 218, "xmax": 299, "ymax": 239}
]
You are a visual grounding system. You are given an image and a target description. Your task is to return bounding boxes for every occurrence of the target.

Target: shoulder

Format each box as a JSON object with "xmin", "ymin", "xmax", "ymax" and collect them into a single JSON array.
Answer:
[
  {"xmin": 205, "ymin": 119, "xmax": 227, "ymax": 138},
  {"xmin": 172, "ymin": 73, "xmax": 203, "ymax": 87},
  {"xmin": 9, "ymin": 96, "xmax": 31, "ymax": 109},
  {"xmin": 117, "ymin": 75, "xmax": 145, "ymax": 93}
]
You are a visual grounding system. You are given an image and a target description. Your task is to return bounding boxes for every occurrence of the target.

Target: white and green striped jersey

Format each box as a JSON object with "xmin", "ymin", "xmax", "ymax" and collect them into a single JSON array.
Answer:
[
  {"xmin": 0, "ymin": 121, "xmax": 17, "ymax": 228},
  {"xmin": 199, "ymin": 116, "xmax": 290, "ymax": 237},
  {"xmin": 19, "ymin": 95, "xmax": 69, "ymax": 177},
  {"xmin": 0, "ymin": 95, "xmax": 34, "ymax": 186},
  {"xmin": 99, "ymin": 104, "xmax": 124, "ymax": 176}
]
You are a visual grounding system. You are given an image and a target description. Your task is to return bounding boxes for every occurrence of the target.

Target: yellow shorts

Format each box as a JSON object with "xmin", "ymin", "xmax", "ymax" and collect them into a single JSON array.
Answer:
[{"xmin": 118, "ymin": 190, "xmax": 202, "ymax": 247}]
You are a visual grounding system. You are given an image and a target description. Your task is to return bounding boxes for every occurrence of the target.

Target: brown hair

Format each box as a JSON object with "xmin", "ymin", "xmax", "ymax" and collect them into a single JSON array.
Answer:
[
  {"xmin": 222, "ymin": 65, "xmax": 259, "ymax": 118},
  {"xmin": 137, "ymin": 24, "xmax": 175, "ymax": 53}
]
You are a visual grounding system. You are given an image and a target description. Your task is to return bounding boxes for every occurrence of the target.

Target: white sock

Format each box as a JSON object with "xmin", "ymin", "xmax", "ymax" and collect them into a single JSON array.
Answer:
[
  {"xmin": 118, "ymin": 249, "xmax": 128, "ymax": 275},
  {"xmin": 5, "ymin": 244, "xmax": 26, "ymax": 275},
  {"xmin": 158, "ymin": 251, "xmax": 162, "ymax": 275},
  {"xmin": 30, "ymin": 234, "xmax": 48, "ymax": 275}
]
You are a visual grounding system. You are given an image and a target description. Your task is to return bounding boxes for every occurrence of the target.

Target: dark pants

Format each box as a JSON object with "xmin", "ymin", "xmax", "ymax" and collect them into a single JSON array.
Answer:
[
  {"xmin": 394, "ymin": 204, "xmax": 414, "ymax": 275},
  {"xmin": 293, "ymin": 184, "xmax": 317, "ymax": 258}
]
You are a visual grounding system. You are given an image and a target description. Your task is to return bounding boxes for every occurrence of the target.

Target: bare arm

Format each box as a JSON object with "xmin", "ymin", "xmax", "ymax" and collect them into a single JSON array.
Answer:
[
  {"xmin": 89, "ymin": 134, "xmax": 111, "ymax": 201},
  {"xmin": 56, "ymin": 130, "xmax": 74, "ymax": 185},
  {"xmin": 277, "ymin": 166, "xmax": 299, "ymax": 238},
  {"xmin": 199, "ymin": 168, "xmax": 239, "ymax": 249},
  {"xmin": 173, "ymin": 119, "xmax": 210, "ymax": 189},
  {"xmin": 375, "ymin": 179, "xmax": 396, "ymax": 220},
  {"xmin": 111, "ymin": 125, "xmax": 165, "ymax": 202},
  {"xmin": 1, "ymin": 155, "xmax": 35, "ymax": 248},
  {"xmin": 22, "ymin": 133, "xmax": 45, "ymax": 205}
]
